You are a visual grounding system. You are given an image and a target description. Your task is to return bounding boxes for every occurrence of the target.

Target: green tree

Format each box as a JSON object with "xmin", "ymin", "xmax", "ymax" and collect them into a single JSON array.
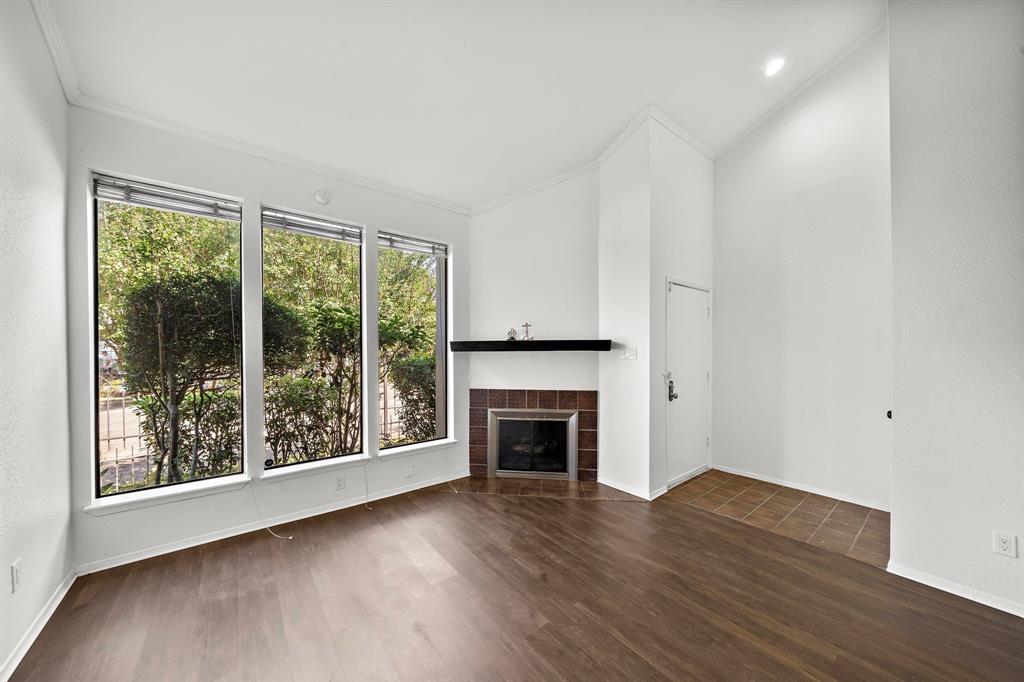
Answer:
[
  {"xmin": 122, "ymin": 273, "xmax": 305, "ymax": 484},
  {"xmin": 390, "ymin": 354, "xmax": 438, "ymax": 443},
  {"xmin": 97, "ymin": 203, "xmax": 240, "ymax": 363}
]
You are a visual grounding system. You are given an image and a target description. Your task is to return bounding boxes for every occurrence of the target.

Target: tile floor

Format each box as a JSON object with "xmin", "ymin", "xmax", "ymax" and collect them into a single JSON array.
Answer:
[
  {"xmin": 663, "ymin": 469, "xmax": 890, "ymax": 569},
  {"xmin": 426, "ymin": 476, "xmax": 645, "ymax": 501}
]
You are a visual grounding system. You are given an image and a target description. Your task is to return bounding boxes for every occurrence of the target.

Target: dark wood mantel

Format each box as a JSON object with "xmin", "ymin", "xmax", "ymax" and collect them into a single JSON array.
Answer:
[{"xmin": 450, "ymin": 340, "xmax": 612, "ymax": 352}]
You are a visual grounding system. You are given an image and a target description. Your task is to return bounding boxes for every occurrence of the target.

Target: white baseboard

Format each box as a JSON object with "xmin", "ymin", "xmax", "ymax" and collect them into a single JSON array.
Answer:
[
  {"xmin": 711, "ymin": 464, "xmax": 889, "ymax": 512},
  {"xmin": 667, "ymin": 464, "xmax": 709, "ymax": 490},
  {"xmin": 597, "ymin": 476, "xmax": 655, "ymax": 501},
  {"xmin": 0, "ymin": 570, "xmax": 76, "ymax": 682},
  {"xmin": 76, "ymin": 470, "xmax": 467, "ymax": 576},
  {"xmin": 886, "ymin": 560, "xmax": 1024, "ymax": 619},
  {"xmin": 649, "ymin": 486, "xmax": 668, "ymax": 500}
]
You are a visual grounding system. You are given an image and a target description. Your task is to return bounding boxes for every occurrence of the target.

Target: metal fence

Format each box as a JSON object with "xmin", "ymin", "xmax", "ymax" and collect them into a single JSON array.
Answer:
[
  {"xmin": 99, "ymin": 385, "xmax": 406, "ymax": 492},
  {"xmin": 98, "ymin": 393, "xmax": 153, "ymax": 491}
]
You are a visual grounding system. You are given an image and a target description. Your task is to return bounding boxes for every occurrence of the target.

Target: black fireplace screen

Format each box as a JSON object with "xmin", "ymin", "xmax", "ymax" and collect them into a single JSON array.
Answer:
[{"xmin": 497, "ymin": 419, "xmax": 568, "ymax": 473}]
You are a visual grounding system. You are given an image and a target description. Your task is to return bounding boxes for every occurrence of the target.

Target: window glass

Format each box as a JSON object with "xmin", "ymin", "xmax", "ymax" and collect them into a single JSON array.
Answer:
[
  {"xmin": 262, "ymin": 211, "xmax": 363, "ymax": 466},
  {"xmin": 378, "ymin": 234, "xmax": 447, "ymax": 448},
  {"xmin": 95, "ymin": 180, "xmax": 242, "ymax": 495}
]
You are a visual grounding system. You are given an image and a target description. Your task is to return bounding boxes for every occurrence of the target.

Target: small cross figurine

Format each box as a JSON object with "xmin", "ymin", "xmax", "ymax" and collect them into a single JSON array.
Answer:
[{"xmin": 521, "ymin": 322, "xmax": 533, "ymax": 341}]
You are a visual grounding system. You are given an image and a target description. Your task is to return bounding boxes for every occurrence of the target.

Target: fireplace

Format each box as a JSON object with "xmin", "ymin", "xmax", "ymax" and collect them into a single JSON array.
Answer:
[
  {"xmin": 489, "ymin": 409, "xmax": 577, "ymax": 479},
  {"xmin": 469, "ymin": 389, "xmax": 598, "ymax": 480}
]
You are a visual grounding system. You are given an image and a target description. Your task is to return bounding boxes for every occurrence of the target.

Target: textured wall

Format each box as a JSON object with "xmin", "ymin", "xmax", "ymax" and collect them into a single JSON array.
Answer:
[
  {"xmin": 712, "ymin": 30, "xmax": 892, "ymax": 509},
  {"xmin": 597, "ymin": 121, "xmax": 653, "ymax": 498},
  {"xmin": 468, "ymin": 169, "xmax": 599, "ymax": 390},
  {"xmin": 889, "ymin": 0, "xmax": 1024, "ymax": 613},
  {"xmin": 0, "ymin": 0, "xmax": 72, "ymax": 673}
]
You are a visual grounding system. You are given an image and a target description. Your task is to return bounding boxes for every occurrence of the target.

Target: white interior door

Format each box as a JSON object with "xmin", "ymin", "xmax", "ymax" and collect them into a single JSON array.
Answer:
[{"xmin": 666, "ymin": 282, "xmax": 710, "ymax": 487}]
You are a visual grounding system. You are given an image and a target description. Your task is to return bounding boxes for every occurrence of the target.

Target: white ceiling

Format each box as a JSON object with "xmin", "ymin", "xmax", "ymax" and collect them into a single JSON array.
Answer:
[{"xmin": 44, "ymin": 0, "xmax": 886, "ymax": 211}]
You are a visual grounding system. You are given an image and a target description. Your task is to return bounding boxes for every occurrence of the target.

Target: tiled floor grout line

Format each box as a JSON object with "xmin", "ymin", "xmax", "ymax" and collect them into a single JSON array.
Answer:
[
  {"xmin": 687, "ymin": 474, "xmax": 736, "ymax": 504},
  {"xmin": 806, "ymin": 500, "xmax": 842, "ymax": 544},
  {"xmin": 769, "ymin": 491, "xmax": 812, "ymax": 531},
  {"xmin": 847, "ymin": 508, "xmax": 873, "ymax": 556},
  {"xmin": 739, "ymin": 487, "xmax": 783, "ymax": 521},
  {"xmin": 711, "ymin": 478, "xmax": 760, "ymax": 512}
]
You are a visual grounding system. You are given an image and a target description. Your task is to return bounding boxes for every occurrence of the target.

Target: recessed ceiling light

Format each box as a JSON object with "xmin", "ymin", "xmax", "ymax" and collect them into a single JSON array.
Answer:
[{"xmin": 765, "ymin": 57, "xmax": 785, "ymax": 77}]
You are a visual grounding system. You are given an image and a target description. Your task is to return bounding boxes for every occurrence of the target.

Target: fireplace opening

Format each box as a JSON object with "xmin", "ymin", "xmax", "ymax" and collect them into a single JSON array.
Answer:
[
  {"xmin": 497, "ymin": 419, "xmax": 568, "ymax": 473},
  {"xmin": 488, "ymin": 408, "xmax": 578, "ymax": 480}
]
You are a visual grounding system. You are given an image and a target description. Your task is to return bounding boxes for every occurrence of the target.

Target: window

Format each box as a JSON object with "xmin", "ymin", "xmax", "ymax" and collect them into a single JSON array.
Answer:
[
  {"xmin": 262, "ymin": 209, "xmax": 364, "ymax": 467},
  {"xmin": 378, "ymin": 232, "xmax": 448, "ymax": 448},
  {"xmin": 94, "ymin": 175, "xmax": 243, "ymax": 496}
]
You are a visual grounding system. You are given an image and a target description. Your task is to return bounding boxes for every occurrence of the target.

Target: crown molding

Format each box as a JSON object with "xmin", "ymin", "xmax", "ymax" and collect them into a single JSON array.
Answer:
[
  {"xmin": 29, "ymin": 0, "xmax": 471, "ymax": 217},
  {"xmin": 30, "ymin": 0, "xmax": 81, "ymax": 102},
  {"xmin": 714, "ymin": 18, "xmax": 888, "ymax": 160},
  {"xmin": 597, "ymin": 106, "xmax": 653, "ymax": 166},
  {"xmin": 469, "ymin": 161, "xmax": 599, "ymax": 216},
  {"xmin": 645, "ymin": 105, "xmax": 715, "ymax": 160},
  {"xmin": 72, "ymin": 94, "xmax": 473, "ymax": 216},
  {"xmin": 470, "ymin": 104, "xmax": 713, "ymax": 216},
  {"xmin": 598, "ymin": 105, "xmax": 714, "ymax": 166}
]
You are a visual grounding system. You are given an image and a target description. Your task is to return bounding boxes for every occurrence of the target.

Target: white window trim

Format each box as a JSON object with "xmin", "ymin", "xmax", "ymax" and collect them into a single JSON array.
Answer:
[
  {"xmin": 89, "ymin": 174, "xmax": 457, "ymax": 510},
  {"xmin": 377, "ymin": 437, "xmax": 458, "ymax": 460},
  {"xmin": 259, "ymin": 453, "xmax": 372, "ymax": 484},
  {"xmin": 83, "ymin": 473, "xmax": 251, "ymax": 516}
]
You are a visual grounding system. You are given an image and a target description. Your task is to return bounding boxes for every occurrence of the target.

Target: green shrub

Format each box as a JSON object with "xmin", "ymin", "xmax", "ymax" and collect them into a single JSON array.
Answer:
[{"xmin": 390, "ymin": 354, "xmax": 438, "ymax": 444}]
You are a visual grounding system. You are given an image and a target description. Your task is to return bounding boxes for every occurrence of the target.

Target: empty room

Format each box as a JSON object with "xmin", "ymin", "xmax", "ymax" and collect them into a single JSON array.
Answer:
[{"xmin": 1, "ymin": 0, "xmax": 1022, "ymax": 680}]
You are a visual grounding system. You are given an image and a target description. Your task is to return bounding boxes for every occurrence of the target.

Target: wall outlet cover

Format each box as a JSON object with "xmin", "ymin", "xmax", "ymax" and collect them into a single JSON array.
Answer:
[
  {"xmin": 993, "ymin": 532, "xmax": 1019, "ymax": 558},
  {"xmin": 335, "ymin": 475, "xmax": 346, "ymax": 491},
  {"xmin": 404, "ymin": 464, "xmax": 414, "ymax": 478}
]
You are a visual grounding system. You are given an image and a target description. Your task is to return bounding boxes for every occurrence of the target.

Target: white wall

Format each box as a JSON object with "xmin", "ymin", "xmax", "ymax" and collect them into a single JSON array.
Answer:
[
  {"xmin": 597, "ymin": 121, "xmax": 653, "ymax": 498},
  {"xmin": 712, "ymin": 30, "xmax": 892, "ymax": 510},
  {"xmin": 0, "ymin": 0, "xmax": 72, "ymax": 675},
  {"xmin": 468, "ymin": 169, "xmax": 599, "ymax": 390},
  {"xmin": 648, "ymin": 121, "xmax": 714, "ymax": 495},
  {"xmin": 889, "ymin": 0, "xmax": 1024, "ymax": 615},
  {"xmin": 66, "ymin": 107, "xmax": 471, "ymax": 570}
]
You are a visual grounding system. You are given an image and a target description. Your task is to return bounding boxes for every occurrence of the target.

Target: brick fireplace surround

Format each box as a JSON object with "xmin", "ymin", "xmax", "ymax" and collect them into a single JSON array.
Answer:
[{"xmin": 469, "ymin": 389, "xmax": 598, "ymax": 480}]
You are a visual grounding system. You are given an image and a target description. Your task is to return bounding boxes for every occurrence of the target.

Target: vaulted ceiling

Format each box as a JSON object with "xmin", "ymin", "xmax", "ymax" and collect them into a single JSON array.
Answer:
[{"xmin": 40, "ymin": 0, "xmax": 886, "ymax": 211}]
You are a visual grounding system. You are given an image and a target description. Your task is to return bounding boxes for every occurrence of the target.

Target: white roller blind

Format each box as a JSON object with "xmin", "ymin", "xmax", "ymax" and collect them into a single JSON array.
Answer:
[
  {"xmin": 262, "ymin": 209, "xmax": 362, "ymax": 245},
  {"xmin": 93, "ymin": 174, "xmax": 241, "ymax": 221}
]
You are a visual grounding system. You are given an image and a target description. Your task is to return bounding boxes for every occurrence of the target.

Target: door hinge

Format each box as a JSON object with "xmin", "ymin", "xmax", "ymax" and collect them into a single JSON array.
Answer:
[
  {"xmin": 706, "ymin": 435, "xmax": 710, "ymax": 447},
  {"xmin": 706, "ymin": 370, "xmax": 710, "ymax": 383},
  {"xmin": 707, "ymin": 305, "xmax": 711, "ymax": 318}
]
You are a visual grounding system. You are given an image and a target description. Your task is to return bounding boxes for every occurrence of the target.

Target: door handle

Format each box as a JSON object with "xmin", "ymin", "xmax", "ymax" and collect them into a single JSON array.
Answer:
[{"xmin": 668, "ymin": 379, "xmax": 679, "ymax": 402}]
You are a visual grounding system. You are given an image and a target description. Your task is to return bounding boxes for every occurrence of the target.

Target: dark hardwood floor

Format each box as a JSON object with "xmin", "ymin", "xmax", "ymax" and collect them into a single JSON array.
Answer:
[{"xmin": 13, "ymin": 483, "xmax": 1024, "ymax": 681}]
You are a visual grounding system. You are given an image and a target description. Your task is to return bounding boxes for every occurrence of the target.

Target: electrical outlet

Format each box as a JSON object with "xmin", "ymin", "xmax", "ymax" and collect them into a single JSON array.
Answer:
[
  {"xmin": 335, "ymin": 475, "xmax": 346, "ymax": 491},
  {"xmin": 622, "ymin": 345, "xmax": 638, "ymax": 361},
  {"xmin": 11, "ymin": 558, "xmax": 22, "ymax": 594},
  {"xmin": 993, "ymin": 532, "xmax": 1019, "ymax": 558},
  {"xmin": 403, "ymin": 463, "xmax": 414, "ymax": 479}
]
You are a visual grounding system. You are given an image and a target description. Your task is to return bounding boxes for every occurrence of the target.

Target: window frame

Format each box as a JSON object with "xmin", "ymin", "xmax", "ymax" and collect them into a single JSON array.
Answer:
[
  {"xmin": 259, "ymin": 206, "xmax": 367, "ymax": 470},
  {"xmin": 377, "ymin": 229, "xmax": 450, "ymax": 451},
  {"xmin": 91, "ymin": 173, "xmax": 246, "ymax": 499}
]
